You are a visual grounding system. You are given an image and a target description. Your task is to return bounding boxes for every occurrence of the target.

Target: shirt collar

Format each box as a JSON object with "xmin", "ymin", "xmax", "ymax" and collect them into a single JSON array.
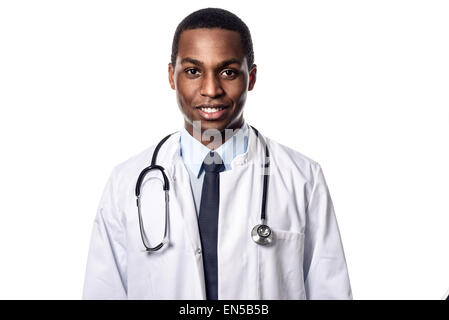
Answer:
[{"xmin": 179, "ymin": 121, "xmax": 249, "ymax": 178}]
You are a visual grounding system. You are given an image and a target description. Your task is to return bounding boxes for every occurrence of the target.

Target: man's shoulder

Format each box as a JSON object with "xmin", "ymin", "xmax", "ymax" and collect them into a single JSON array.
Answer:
[
  {"xmin": 109, "ymin": 133, "xmax": 178, "ymax": 184},
  {"xmin": 266, "ymin": 136, "xmax": 322, "ymax": 181},
  {"xmin": 267, "ymin": 136, "xmax": 318, "ymax": 165},
  {"xmin": 114, "ymin": 145, "xmax": 156, "ymax": 174}
]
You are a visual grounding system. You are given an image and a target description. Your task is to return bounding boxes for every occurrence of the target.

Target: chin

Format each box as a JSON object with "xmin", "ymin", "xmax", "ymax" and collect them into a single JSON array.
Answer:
[{"xmin": 198, "ymin": 120, "xmax": 228, "ymax": 132}]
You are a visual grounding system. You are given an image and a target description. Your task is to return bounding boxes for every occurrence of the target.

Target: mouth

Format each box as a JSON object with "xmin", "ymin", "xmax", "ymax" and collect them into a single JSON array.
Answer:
[{"xmin": 195, "ymin": 104, "xmax": 230, "ymax": 120}]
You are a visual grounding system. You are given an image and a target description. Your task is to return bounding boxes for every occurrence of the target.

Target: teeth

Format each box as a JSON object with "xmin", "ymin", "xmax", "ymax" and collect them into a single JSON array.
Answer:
[{"xmin": 200, "ymin": 107, "xmax": 224, "ymax": 113}]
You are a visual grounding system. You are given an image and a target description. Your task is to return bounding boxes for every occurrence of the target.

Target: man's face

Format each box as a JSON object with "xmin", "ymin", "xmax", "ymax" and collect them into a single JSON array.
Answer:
[{"xmin": 168, "ymin": 28, "xmax": 257, "ymax": 136}]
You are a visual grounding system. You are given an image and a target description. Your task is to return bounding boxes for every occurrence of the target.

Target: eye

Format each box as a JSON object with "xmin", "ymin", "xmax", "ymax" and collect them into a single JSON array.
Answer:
[
  {"xmin": 185, "ymin": 68, "xmax": 200, "ymax": 76},
  {"xmin": 221, "ymin": 69, "xmax": 238, "ymax": 78}
]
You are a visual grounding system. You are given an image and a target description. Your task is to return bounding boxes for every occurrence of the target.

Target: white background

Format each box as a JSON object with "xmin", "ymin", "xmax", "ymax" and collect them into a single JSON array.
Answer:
[{"xmin": 0, "ymin": 0, "xmax": 448, "ymax": 299}]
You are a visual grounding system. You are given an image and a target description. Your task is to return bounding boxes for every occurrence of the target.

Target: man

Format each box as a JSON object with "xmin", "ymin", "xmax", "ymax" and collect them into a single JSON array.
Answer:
[{"xmin": 83, "ymin": 7, "xmax": 352, "ymax": 300}]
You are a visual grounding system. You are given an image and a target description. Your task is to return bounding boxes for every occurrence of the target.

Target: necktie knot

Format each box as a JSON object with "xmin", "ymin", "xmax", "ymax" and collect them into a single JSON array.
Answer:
[{"xmin": 203, "ymin": 151, "xmax": 225, "ymax": 173}]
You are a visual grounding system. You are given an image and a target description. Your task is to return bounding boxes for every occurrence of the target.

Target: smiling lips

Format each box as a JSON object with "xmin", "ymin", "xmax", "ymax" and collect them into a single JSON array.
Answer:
[{"xmin": 195, "ymin": 104, "xmax": 230, "ymax": 120}]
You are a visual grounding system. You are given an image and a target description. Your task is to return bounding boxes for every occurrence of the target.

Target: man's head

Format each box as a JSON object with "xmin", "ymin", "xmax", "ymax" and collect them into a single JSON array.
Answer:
[{"xmin": 168, "ymin": 8, "xmax": 257, "ymax": 140}]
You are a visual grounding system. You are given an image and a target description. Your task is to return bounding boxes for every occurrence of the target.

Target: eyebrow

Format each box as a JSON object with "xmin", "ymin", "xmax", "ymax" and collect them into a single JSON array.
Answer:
[{"xmin": 180, "ymin": 57, "xmax": 242, "ymax": 69}]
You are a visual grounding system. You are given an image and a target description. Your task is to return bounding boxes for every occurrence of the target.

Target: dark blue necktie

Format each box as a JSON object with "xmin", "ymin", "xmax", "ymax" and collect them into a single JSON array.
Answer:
[{"xmin": 198, "ymin": 151, "xmax": 224, "ymax": 300}]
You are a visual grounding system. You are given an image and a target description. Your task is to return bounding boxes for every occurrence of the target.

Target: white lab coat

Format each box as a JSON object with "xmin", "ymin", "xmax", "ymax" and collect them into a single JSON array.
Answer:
[{"xmin": 83, "ymin": 127, "xmax": 352, "ymax": 299}]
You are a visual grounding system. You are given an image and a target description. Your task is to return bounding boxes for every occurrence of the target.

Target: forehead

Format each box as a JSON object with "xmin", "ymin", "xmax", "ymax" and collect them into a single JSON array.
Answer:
[{"xmin": 177, "ymin": 28, "xmax": 245, "ymax": 62}]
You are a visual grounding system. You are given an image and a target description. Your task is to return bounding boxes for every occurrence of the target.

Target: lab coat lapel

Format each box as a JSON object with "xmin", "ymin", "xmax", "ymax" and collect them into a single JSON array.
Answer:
[
  {"xmin": 170, "ymin": 160, "xmax": 203, "ymax": 253},
  {"xmin": 218, "ymin": 127, "xmax": 265, "ymax": 299},
  {"xmin": 155, "ymin": 132, "xmax": 202, "ymax": 251},
  {"xmin": 157, "ymin": 134, "xmax": 206, "ymax": 298},
  {"xmin": 169, "ymin": 159, "xmax": 206, "ymax": 299}
]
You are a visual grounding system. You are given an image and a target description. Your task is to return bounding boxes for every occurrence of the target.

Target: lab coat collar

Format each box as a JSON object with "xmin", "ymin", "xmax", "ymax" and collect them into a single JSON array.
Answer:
[
  {"xmin": 154, "ymin": 122, "xmax": 265, "ymax": 179},
  {"xmin": 230, "ymin": 123, "xmax": 265, "ymax": 169},
  {"xmin": 179, "ymin": 121, "xmax": 249, "ymax": 177}
]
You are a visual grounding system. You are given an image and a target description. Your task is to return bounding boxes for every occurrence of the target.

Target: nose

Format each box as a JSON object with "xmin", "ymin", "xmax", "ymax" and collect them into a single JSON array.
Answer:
[{"xmin": 200, "ymin": 72, "xmax": 224, "ymax": 98}]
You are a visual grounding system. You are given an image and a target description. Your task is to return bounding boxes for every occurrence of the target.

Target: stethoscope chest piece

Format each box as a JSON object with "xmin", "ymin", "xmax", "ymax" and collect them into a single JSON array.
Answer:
[{"xmin": 251, "ymin": 224, "xmax": 273, "ymax": 246}]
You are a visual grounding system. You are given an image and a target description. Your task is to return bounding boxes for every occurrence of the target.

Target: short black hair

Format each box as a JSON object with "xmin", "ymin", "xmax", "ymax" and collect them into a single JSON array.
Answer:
[{"xmin": 171, "ymin": 8, "xmax": 254, "ymax": 71}]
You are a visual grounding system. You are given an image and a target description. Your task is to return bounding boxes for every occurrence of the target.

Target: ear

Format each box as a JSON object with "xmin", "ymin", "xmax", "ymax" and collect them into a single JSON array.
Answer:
[
  {"xmin": 248, "ymin": 64, "xmax": 257, "ymax": 91},
  {"xmin": 168, "ymin": 63, "xmax": 176, "ymax": 90}
]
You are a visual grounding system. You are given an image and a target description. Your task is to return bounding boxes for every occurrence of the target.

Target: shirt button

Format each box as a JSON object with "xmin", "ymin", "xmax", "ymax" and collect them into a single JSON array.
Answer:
[{"xmin": 196, "ymin": 248, "xmax": 202, "ymax": 255}]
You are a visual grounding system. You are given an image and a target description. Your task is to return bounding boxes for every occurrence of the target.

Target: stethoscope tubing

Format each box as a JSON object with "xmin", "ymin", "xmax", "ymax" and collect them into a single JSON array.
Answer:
[{"xmin": 135, "ymin": 126, "xmax": 271, "ymax": 251}]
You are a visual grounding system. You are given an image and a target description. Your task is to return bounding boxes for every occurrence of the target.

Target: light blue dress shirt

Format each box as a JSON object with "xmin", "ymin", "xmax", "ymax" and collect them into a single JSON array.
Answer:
[{"xmin": 179, "ymin": 121, "xmax": 249, "ymax": 216}]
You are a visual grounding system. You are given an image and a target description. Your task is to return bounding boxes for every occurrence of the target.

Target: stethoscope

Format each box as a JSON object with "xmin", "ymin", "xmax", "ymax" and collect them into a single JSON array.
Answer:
[{"xmin": 135, "ymin": 125, "xmax": 272, "ymax": 252}]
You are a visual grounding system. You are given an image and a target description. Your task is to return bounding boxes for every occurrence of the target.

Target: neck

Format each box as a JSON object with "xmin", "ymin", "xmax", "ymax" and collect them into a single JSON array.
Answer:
[{"xmin": 185, "ymin": 118, "xmax": 245, "ymax": 150}]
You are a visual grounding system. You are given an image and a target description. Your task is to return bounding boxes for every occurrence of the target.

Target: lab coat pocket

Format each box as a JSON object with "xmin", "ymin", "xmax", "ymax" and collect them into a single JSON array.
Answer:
[{"xmin": 257, "ymin": 229, "xmax": 306, "ymax": 299}]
